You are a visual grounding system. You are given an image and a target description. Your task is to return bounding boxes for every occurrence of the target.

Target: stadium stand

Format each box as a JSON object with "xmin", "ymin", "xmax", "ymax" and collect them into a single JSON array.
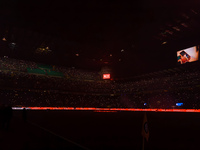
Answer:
[{"xmin": 0, "ymin": 57, "xmax": 200, "ymax": 109}]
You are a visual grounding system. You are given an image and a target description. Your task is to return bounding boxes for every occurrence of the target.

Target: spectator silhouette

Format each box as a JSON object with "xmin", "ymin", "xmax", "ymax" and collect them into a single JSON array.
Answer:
[
  {"xmin": 1, "ymin": 105, "xmax": 13, "ymax": 130},
  {"xmin": 0, "ymin": 104, "xmax": 4, "ymax": 129},
  {"xmin": 22, "ymin": 108, "xmax": 27, "ymax": 122}
]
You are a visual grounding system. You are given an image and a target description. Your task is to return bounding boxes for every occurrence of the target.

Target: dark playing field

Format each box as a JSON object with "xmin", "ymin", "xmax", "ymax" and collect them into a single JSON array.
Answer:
[{"xmin": 1, "ymin": 110, "xmax": 200, "ymax": 150}]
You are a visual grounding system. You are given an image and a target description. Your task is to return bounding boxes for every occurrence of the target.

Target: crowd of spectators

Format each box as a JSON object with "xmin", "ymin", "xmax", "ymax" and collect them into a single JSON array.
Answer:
[
  {"xmin": 55, "ymin": 66, "xmax": 101, "ymax": 80},
  {"xmin": 0, "ymin": 57, "xmax": 37, "ymax": 71},
  {"xmin": 0, "ymin": 89, "xmax": 121, "ymax": 108},
  {"xmin": 0, "ymin": 57, "xmax": 200, "ymax": 109},
  {"xmin": 0, "ymin": 57, "xmax": 101, "ymax": 81},
  {"xmin": 114, "ymin": 69, "xmax": 200, "ymax": 109},
  {"xmin": 0, "ymin": 71, "xmax": 112, "ymax": 94}
]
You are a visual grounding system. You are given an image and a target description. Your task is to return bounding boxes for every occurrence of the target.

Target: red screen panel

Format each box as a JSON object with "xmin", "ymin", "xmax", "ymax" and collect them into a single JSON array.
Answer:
[{"xmin": 103, "ymin": 74, "xmax": 110, "ymax": 79}]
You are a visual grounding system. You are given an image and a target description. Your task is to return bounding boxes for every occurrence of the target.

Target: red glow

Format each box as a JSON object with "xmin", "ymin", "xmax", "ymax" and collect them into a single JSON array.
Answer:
[
  {"xmin": 94, "ymin": 110, "xmax": 117, "ymax": 112},
  {"xmin": 103, "ymin": 74, "xmax": 110, "ymax": 79},
  {"xmin": 12, "ymin": 107, "xmax": 200, "ymax": 113}
]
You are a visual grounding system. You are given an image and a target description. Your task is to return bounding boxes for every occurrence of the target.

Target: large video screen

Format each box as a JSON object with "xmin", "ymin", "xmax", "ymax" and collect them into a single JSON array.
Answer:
[{"xmin": 177, "ymin": 46, "xmax": 199, "ymax": 64}]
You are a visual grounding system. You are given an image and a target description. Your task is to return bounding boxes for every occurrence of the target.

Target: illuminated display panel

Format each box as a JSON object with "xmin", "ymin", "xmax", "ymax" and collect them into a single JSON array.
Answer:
[
  {"xmin": 176, "ymin": 103, "xmax": 183, "ymax": 106},
  {"xmin": 12, "ymin": 107, "xmax": 200, "ymax": 113},
  {"xmin": 103, "ymin": 74, "xmax": 110, "ymax": 79},
  {"xmin": 177, "ymin": 46, "xmax": 199, "ymax": 64}
]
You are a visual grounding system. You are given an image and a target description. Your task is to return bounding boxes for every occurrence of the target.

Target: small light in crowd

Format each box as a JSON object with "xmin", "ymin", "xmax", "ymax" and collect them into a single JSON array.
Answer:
[
  {"xmin": 121, "ymin": 49, "xmax": 124, "ymax": 52},
  {"xmin": 9, "ymin": 42, "xmax": 17, "ymax": 49},
  {"xmin": 175, "ymin": 19, "xmax": 181, "ymax": 23},
  {"xmin": 2, "ymin": 37, "xmax": 6, "ymax": 41},
  {"xmin": 172, "ymin": 26, "xmax": 180, "ymax": 31},
  {"xmin": 110, "ymin": 54, "xmax": 112, "ymax": 57},
  {"xmin": 165, "ymin": 30, "xmax": 173, "ymax": 35},
  {"xmin": 76, "ymin": 53, "xmax": 79, "ymax": 56},
  {"xmin": 162, "ymin": 41, "xmax": 167, "ymax": 45},
  {"xmin": 144, "ymin": 103, "xmax": 147, "ymax": 106},
  {"xmin": 191, "ymin": 9, "xmax": 198, "ymax": 14},
  {"xmin": 176, "ymin": 103, "xmax": 183, "ymax": 106},
  {"xmin": 46, "ymin": 47, "xmax": 49, "ymax": 50},
  {"xmin": 181, "ymin": 23, "xmax": 188, "ymax": 28},
  {"xmin": 182, "ymin": 13, "xmax": 190, "ymax": 19}
]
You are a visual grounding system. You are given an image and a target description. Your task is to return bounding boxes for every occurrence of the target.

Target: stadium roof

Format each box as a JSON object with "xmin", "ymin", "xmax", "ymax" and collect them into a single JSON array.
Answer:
[{"xmin": 0, "ymin": 0, "xmax": 200, "ymax": 77}]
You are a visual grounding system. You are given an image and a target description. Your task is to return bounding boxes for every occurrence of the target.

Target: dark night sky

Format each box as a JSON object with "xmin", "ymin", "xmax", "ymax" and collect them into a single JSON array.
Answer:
[{"xmin": 0, "ymin": 0, "xmax": 200, "ymax": 77}]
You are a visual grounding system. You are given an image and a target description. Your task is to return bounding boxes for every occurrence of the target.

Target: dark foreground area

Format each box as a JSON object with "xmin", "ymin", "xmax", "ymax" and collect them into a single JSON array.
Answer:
[{"xmin": 1, "ymin": 110, "xmax": 200, "ymax": 150}]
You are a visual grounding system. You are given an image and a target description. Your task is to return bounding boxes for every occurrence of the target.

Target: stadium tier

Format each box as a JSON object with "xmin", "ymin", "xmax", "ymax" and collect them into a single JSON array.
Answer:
[{"xmin": 0, "ymin": 57, "xmax": 200, "ymax": 108}]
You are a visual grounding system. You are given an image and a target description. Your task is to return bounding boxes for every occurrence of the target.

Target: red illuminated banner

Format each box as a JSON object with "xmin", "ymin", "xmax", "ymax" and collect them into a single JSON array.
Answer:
[
  {"xmin": 12, "ymin": 107, "xmax": 200, "ymax": 113},
  {"xmin": 103, "ymin": 74, "xmax": 110, "ymax": 79}
]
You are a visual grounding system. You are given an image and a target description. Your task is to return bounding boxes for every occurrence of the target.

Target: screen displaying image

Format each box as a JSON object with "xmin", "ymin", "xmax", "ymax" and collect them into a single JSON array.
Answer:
[{"xmin": 177, "ymin": 46, "xmax": 199, "ymax": 64}]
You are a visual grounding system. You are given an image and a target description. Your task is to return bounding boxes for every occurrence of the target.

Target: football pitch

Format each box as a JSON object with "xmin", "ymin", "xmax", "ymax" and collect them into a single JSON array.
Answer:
[{"xmin": 1, "ymin": 110, "xmax": 200, "ymax": 150}]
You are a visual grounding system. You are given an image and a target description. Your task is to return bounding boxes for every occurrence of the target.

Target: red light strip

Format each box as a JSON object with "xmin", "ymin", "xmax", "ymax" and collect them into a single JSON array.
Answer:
[
  {"xmin": 11, "ymin": 107, "xmax": 200, "ymax": 112},
  {"xmin": 94, "ymin": 110, "xmax": 117, "ymax": 112}
]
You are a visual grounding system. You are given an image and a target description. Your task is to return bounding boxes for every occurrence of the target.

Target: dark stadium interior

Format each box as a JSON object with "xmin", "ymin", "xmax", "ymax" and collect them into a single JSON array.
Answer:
[
  {"xmin": 1, "ymin": 0, "xmax": 200, "ymax": 77},
  {"xmin": 1, "ymin": 0, "xmax": 200, "ymax": 150}
]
